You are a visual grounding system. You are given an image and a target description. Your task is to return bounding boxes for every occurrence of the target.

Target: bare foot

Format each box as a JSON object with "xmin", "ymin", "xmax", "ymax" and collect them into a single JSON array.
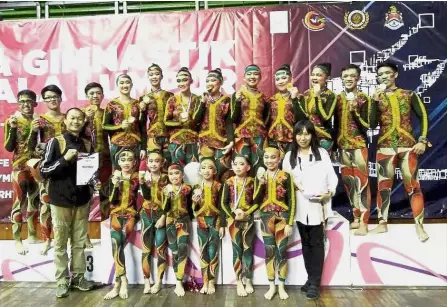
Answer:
[
  {"xmin": 245, "ymin": 279, "xmax": 254, "ymax": 294},
  {"xmin": 119, "ymin": 276, "xmax": 129, "ymax": 299},
  {"xmin": 370, "ymin": 222, "xmax": 388, "ymax": 235},
  {"xmin": 150, "ymin": 281, "xmax": 162, "ymax": 294},
  {"xmin": 200, "ymin": 284, "xmax": 208, "ymax": 294},
  {"xmin": 84, "ymin": 235, "xmax": 93, "ymax": 249},
  {"xmin": 40, "ymin": 239, "xmax": 52, "ymax": 255},
  {"xmin": 354, "ymin": 223, "xmax": 368, "ymax": 236},
  {"xmin": 143, "ymin": 278, "xmax": 151, "ymax": 294},
  {"xmin": 236, "ymin": 280, "xmax": 247, "ymax": 297},
  {"xmin": 15, "ymin": 240, "xmax": 28, "ymax": 255},
  {"xmin": 207, "ymin": 281, "xmax": 216, "ymax": 295},
  {"xmin": 350, "ymin": 220, "xmax": 360, "ymax": 229},
  {"xmin": 174, "ymin": 281, "xmax": 185, "ymax": 297},
  {"xmin": 27, "ymin": 235, "xmax": 41, "ymax": 244},
  {"xmin": 264, "ymin": 284, "xmax": 276, "ymax": 300},
  {"xmin": 104, "ymin": 282, "xmax": 120, "ymax": 300},
  {"xmin": 278, "ymin": 282, "xmax": 289, "ymax": 300},
  {"xmin": 416, "ymin": 224, "xmax": 429, "ymax": 242}
]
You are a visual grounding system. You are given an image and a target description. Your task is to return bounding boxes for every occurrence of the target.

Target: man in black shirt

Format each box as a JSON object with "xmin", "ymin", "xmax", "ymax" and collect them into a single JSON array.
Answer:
[{"xmin": 40, "ymin": 108, "xmax": 96, "ymax": 298}]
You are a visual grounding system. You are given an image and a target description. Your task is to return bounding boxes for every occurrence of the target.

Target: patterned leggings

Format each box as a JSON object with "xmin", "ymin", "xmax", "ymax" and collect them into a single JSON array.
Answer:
[
  {"xmin": 110, "ymin": 215, "xmax": 136, "ymax": 281},
  {"xmin": 166, "ymin": 216, "xmax": 190, "ymax": 281},
  {"xmin": 197, "ymin": 216, "xmax": 220, "ymax": 283},
  {"xmin": 376, "ymin": 148, "xmax": 424, "ymax": 224},
  {"xmin": 39, "ymin": 180, "xmax": 52, "ymax": 241},
  {"xmin": 227, "ymin": 217, "xmax": 255, "ymax": 280},
  {"xmin": 168, "ymin": 143, "xmax": 199, "ymax": 168},
  {"xmin": 340, "ymin": 148, "xmax": 371, "ymax": 224},
  {"xmin": 260, "ymin": 211, "xmax": 290, "ymax": 281},
  {"xmin": 11, "ymin": 170, "xmax": 39, "ymax": 240},
  {"xmin": 141, "ymin": 209, "xmax": 167, "ymax": 281}
]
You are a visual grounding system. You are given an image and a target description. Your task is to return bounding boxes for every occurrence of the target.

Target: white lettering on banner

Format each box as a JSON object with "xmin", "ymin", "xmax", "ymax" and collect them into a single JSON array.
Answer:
[
  {"xmin": 173, "ymin": 41, "xmax": 197, "ymax": 67},
  {"xmin": 23, "ymin": 50, "xmax": 48, "ymax": 76},
  {"xmin": 62, "ymin": 47, "xmax": 91, "ymax": 75},
  {"xmin": 211, "ymin": 41, "xmax": 236, "ymax": 68},
  {"xmin": 50, "ymin": 49, "xmax": 61, "ymax": 75},
  {"xmin": 0, "ymin": 159, "xmax": 10, "ymax": 167},
  {"xmin": 0, "ymin": 48, "xmax": 12, "ymax": 77},
  {"xmin": 119, "ymin": 45, "xmax": 146, "ymax": 71},
  {"xmin": 0, "ymin": 190, "xmax": 13, "ymax": 199},
  {"xmin": 92, "ymin": 46, "xmax": 118, "ymax": 73},
  {"xmin": 0, "ymin": 79, "xmax": 15, "ymax": 102},
  {"xmin": 0, "ymin": 174, "xmax": 11, "ymax": 182}
]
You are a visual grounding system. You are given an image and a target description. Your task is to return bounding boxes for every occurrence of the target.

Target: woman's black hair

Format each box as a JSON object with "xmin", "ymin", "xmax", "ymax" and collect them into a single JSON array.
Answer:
[{"xmin": 289, "ymin": 119, "xmax": 321, "ymax": 169}]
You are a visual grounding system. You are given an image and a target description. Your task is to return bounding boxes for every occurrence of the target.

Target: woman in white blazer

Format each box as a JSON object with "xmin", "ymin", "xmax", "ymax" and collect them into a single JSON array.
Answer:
[{"xmin": 283, "ymin": 120, "xmax": 338, "ymax": 300}]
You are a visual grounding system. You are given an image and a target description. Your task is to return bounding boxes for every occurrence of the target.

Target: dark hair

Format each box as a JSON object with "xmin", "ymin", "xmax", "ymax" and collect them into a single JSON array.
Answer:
[
  {"xmin": 17, "ymin": 89, "xmax": 37, "ymax": 102},
  {"xmin": 341, "ymin": 64, "xmax": 361, "ymax": 76},
  {"xmin": 207, "ymin": 68, "xmax": 223, "ymax": 82},
  {"xmin": 84, "ymin": 82, "xmax": 103, "ymax": 95},
  {"xmin": 314, "ymin": 62, "xmax": 332, "ymax": 76},
  {"xmin": 147, "ymin": 63, "xmax": 162, "ymax": 74},
  {"xmin": 377, "ymin": 61, "xmax": 398, "ymax": 73},
  {"xmin": 65, "ymin": 107, "xmax": 85, "ymax": 118},
  {"xmin": 41, "ymin": 84, "xmax": 62, "ymax": 98},
  {"xmin": 232, "ymin": 154, "xmax": 251, "ymax": 165},
  {"xmin": 116, "ymin": 73, "xmax": 132, "ymax": 85},
  {"xmin": 177, "ymin": 67, "xmax": 192, "ymax": 79},
  {"xmin": 289, "ymin": 120, "xmax": 321, "ymax": 169},
  {"xmin": 275, "ymin": 64, "xmax": 292, "ymax": 76}
]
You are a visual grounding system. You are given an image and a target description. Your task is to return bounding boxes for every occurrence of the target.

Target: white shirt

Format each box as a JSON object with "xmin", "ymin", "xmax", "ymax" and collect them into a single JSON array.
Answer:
[{"xmin": 283, "ymin": 148, "xmax": 338, "ymax": 226}]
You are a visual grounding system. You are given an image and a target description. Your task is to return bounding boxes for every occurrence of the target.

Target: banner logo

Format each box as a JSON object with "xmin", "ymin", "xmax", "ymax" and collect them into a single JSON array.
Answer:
[
  {"xmin": 344, "ymin": 10, "xmax": 369, "ymax": 30},
  {"xmin": 303, "ymin": 11, "xmax": 326, "ymax": 31},
  {"xmin": 384, "ymin": 5, "xmax": 404, "ymax": 30}
]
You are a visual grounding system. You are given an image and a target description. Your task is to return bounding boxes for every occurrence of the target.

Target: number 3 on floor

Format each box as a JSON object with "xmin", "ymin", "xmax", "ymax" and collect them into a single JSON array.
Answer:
[{"xmin": 86, "ymin": 255, "xmax": 94, "ymax": 272}]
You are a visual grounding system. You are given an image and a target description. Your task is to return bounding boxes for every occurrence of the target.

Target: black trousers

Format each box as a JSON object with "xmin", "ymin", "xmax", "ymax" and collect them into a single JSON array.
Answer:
[{"xmin": 297, "ymin": 221, "xmax": 325, "ymax": 286}]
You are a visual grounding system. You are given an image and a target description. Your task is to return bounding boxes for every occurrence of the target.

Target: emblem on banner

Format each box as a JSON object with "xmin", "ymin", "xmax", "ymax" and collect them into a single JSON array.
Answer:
[
  {"xmin": 302, "ymin": 11, "xmax": 326, "ymax": 31},
  {"xmin": 384, "ymin": 6, "xmax": 404, "ymax": 30},
  {"xmin": 344, "ymin": 10, "xmax": 369, "ymax": 30}
]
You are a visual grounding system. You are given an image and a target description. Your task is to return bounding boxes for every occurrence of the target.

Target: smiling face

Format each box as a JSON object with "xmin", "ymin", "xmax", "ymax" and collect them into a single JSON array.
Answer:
[
  {"xmin": 232, "ymin": 156, "xmax": 250, "ymax": 177},
  {"xmin": 243, "ymin": 70, "xmax": 261, "ymax": 88},
  {"xmin": 311, "ymin": 67, "xmax": 328, "ymax": 87},
  {"xmin": 86, "ymin": 87, "xmax": 104, "ymax": 106},
  {"xmin": 148, "ymin": 68, "xmax": 162, "ymax": 88},
  {"xmin": 17, "ymin": 94, "xmax": 36, "ymax": 116},
  {"xmin": 168, "ymin": 168, "xmax": 183, "ymax": 186},
  {"xmin": 176, "ymin": 73, "xmax": 192, "ymax": 94},
  {"xmin": 117, "ymin": 76, "xmax": 133, "ymax": 96},
  {"xmin": 275, "ymin": 71, "xmax": 292, "ymax": 92},
  {"xmin": 206, "ymin": 75, "xmax": 222, "ymax": 95},
  {"xmin": 377, "ymin": 66, "xmax": 398, "ymax": 89},
  {"xmin": 263, "ymin": 149, "xmax": 281, "ymax": 171},
  {"xmin": 146, "ymin": 152, "xmax": 163, "ymax": 173},
  {"xmin": 295, "ymin": 127, "xmax": 312, "ymax": 150},
  {"xmin": 64, "ymin": 109, "xmax": 85, "ymax": 134},
  {"xmin": 118, "ymin": 151, "xmax": 136, "ymax": 173},
  {"xmin": 200, "ymin": 160, "xmax": 216, "ymax": 181},
  {"xmin": 341, "ymin": 68, "xmax": 360, "ymax": 91}
]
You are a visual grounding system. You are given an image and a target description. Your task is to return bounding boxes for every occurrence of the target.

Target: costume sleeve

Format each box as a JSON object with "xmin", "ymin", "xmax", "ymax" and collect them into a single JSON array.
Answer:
[
  {"xmin": 369, "ymin": 98, "xmax": 380, "ymax": 129},
  {"xmin": 285, "ymin": 173, "xmax": 296, "ymax": 226},
  {"xmin": 220, "ymin": 182, "xmax": 235, "ymax": 224},
  {"xmin": 225, "ymin": 97, "xmax": 235, "ymax": 142},
  {"xmin": 192, "ymin": 96, "xmax": 206, "ymax": 124},
  {"xmin": 109, "ymin": 183, "xmax": 120, "ymax": 205},
  {"xmin": 317, "ymin": 91, "xmax": 337, "ymax": 121},
  {"xmin": 39, "ymin": 137, "xmax": 70, "ymax": 178},
  {"xmin": 3, "ymin": 121, "xmax": 17, "ymax": 152},
  {"xmin": 352, "ymin": 95, "xmax": 371, "ymax": 131},
  {"xmin": 263, "ymin": 95, "xmax": 270, "ymax": 126},
  {"xmin": 139, "ymin": 109, "xmax": 148, "ymax": 151},
  {"xmin": 230, "ymin": 92, "xmax": 242, "ymax": 123},
  {"xmin": 410, "ymin": 91, "xmax": 429, "ymax": 139},
  {"xmin": 161, "ymin": 190, "xmax": 172, "ymax": 214},
  {"xmin": 292, "ymin": 97, "xmax": 307, "ymax": 122},
  {"xmin": 27, "ymin": 130, "xmax": 39, "ymax": 152},
  {"xmin": 140, "ymin": 181, "xmax": 151, "ymax": 200},
  {"xmin": 102, "ymin": 102, "xmax": 124, "ymax": 131},
  {"xmin": 245, "ymin": 179, "xmax": 261, "ymax": 215}
]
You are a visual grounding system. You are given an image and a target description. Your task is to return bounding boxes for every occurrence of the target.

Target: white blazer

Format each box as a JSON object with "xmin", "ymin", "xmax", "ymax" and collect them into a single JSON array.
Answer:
[{"xmin": 283, "ymin": 148, "xmax": 338, "ymax": 226}]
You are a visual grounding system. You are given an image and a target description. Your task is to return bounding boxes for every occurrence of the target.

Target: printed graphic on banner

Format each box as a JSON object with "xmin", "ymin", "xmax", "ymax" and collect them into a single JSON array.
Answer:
[
  {"xmin": 302, "ymin": 11, "xmax": 326, "ymax": 31},
  {"xmin": 344, "ymin": 10, "xmax": 370, "ymax": 30},
  {"xmin": 384, "ymin": 5, "xmax": 404, "ymax": 30}
]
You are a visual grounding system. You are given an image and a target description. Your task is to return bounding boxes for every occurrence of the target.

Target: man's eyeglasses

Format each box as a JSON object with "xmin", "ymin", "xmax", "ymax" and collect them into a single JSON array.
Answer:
[
  {"xmin": 44, "ymin": 96, "xmax": 60, "ymax": 102},
  {"xmin": 18, "ymin": 100, "xmax": 35, "ymax": 105}
]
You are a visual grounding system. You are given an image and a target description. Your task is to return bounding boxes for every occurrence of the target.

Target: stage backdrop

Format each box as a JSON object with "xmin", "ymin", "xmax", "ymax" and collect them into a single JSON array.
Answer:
[{"xmin": 0, "ymin": 1, "xmax": 446, "ymax": 222}]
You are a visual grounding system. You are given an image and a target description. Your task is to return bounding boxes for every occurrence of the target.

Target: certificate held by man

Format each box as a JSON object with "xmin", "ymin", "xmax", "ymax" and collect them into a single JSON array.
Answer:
[{"xmin": 77, "ymin": 152, "xmax": 99, "ymax": 185}]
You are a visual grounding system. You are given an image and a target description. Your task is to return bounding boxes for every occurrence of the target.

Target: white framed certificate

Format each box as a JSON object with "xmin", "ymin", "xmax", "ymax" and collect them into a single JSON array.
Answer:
[{"xmin": 76, "ymin": 152, "xmax": 99, "ymax": 185}]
